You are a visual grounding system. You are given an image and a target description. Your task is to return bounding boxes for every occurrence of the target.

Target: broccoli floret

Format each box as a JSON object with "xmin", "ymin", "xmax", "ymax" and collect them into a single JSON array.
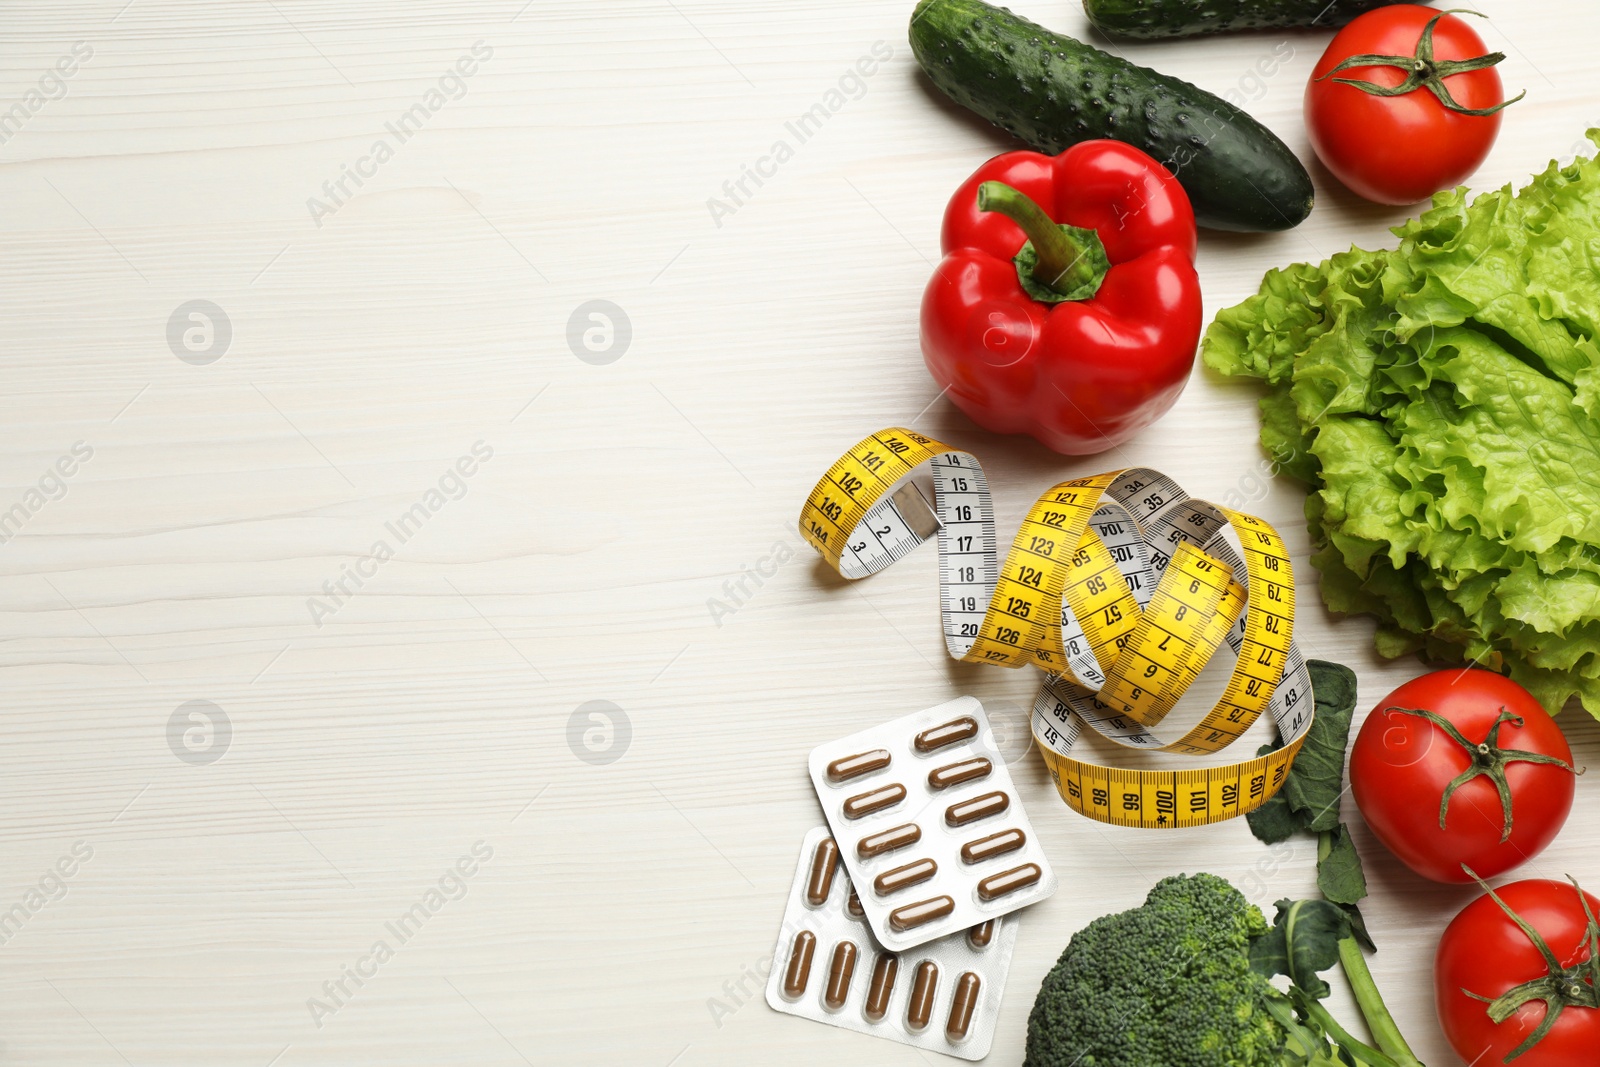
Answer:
[{"xmin": 1023, "ymin": 873, "xmax": 1289, "ymax": 1067}]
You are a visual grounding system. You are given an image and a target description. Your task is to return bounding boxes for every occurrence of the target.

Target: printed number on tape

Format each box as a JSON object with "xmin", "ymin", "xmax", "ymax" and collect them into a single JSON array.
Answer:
[{"xmin": 799, "ymin": 429, "xmax": 1312, "ymax": 829}]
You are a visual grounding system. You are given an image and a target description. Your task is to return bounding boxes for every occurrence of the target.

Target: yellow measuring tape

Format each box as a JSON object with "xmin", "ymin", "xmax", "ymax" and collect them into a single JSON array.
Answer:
[{"xmin": 800, "ymin": 428, "xmax": 1313, "ymax": 828}]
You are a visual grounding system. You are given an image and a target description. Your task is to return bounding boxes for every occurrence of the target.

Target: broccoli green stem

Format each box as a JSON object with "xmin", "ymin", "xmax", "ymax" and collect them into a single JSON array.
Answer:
[
  {"xmin": 1299, "ymin": 997, "xmax": 1400, "ymax": 1067},
  {"xmin": 1318, "ymin": 831, "xmax": 1426, "ymax": 1067},
  {"xmin": 1337, "ymin": 937, "xmax": 1424, "ymax": 1066}
]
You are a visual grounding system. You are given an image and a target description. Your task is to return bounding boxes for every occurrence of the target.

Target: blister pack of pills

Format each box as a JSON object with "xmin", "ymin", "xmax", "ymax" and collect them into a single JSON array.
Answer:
[
  {"xmin": 765, "ymin": 825, "xmax": 1019, "ymax": 1060},
  {"xmin": 808, "ymin": 696, "xmax": 1057, "ymax": 950}
]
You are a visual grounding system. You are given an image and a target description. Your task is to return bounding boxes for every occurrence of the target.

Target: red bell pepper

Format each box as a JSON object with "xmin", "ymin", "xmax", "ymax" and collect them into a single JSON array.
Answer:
[{"xmin": 920, "ymin": 142, "xmax": 1202, "ymax": 455}]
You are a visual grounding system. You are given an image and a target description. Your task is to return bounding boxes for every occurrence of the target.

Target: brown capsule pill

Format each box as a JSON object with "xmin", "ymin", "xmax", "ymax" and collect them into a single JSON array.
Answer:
[
  {"xmin": 945, "ymin": 790, "xmax": 1010, "ymax": 827},
  {"xmin": 846, "ymin": 887, "xmax": 864, "ymax": 919},
  {"xmin": 967, "ymin": 919, "xmax": 996, "ymax": 949},
  {"xmin": 857, "ymin": 822, "xmax": 921, "ymax": 859},
  {"xmin": 826, "ymin": 748, "xmax": 891, "ymax": 783},
  {"xmin": 928, "ymin": 756, "xmax": 993, "ymax": 791},
  {"xmin": 907, "ymin": 960, "xmax": 939, "ymax": 1031},
  {"xmin": 782, "ymin": 930, "xmax": 816, "ymax": 999},
  {"xmin": 960, "ymin": 827, "xmax": 1027, "ymax": 865},
  {"xmin": 914, "ymin": 715, "xmax": 979, "ymax": 753},
  {"xmin": 889, "ymin": 895, "xmax": 955, "ymax": 932},
  {"xmin": 873, "ymin": 857, "xmax": 938, "ymax": 896},
  {"xmin": 842, "ymin": 782, "xmax": 906, "ymax": 820},
  {"xmin": 804, "ymin": 837, "xmax": 840, "ymax": 907},
  {"xmin": 864, "ymin": 952, "xmax": 898, "ymax": 1022},
  {"xmin": 977, "ymin": 862, "xmax": 1043, "ymax": 901},
  {"xmin": 946, "ymin": 971, "xmax": 982, "ymax": 1040},
  {"xmin": 824, "ymin": 940, "xmax": 858, "ymax": 1011}
]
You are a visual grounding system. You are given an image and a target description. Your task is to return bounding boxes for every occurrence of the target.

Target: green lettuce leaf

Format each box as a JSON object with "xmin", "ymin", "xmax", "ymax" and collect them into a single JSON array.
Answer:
[{"xmin": 1203, "ymin": 130, "xmax": 1600, "ymax": 718}]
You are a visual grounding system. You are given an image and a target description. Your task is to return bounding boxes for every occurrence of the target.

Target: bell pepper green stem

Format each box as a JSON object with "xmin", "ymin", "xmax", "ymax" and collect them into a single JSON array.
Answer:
[{"xmin": 976, "ymin": 181, "xmax": 1098, "ymax": 297}]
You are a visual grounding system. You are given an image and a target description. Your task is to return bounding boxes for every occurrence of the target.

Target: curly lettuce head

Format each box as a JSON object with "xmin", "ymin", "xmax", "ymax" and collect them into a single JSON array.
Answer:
[{"xmin": 1204, "ymin": 132, "xmax": 1600, "ymax": 715}]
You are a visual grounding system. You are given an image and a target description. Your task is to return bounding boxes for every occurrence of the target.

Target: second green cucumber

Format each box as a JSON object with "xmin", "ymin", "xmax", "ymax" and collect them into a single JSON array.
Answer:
[
  {"xmin": 909, "ymin": 0, "xmax": 1314, "ymax": 231},
  {"xmin": 1083, "ymin": 0, "xmax": 1414, "ymax": 40}
]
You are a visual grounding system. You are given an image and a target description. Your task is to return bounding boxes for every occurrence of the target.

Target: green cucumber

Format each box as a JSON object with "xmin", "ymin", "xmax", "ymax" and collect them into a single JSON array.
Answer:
[
  {"xmin": 909, "ymin": 0, "xmax": 1314, "ymax": 232},
  {"xmin": 1084, "ymin": 0, "xmax": 1411, "ymax": 40}
]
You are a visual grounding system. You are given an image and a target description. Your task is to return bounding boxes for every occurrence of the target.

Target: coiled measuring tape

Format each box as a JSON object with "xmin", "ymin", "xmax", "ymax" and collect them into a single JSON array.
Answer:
[{"xmin": 800, "ymin": 428, "xmax": 1313, "ymax": 829}]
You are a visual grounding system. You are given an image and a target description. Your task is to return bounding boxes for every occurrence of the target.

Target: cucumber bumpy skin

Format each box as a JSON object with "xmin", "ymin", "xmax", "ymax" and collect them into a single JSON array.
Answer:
[
  {"xmin": 910, "ymin": 0, "xmax": 1314, "ymax": 232},
  {"xmin": 1083, "ymin": 0, "xmax": 1411, "ymax": 40}
]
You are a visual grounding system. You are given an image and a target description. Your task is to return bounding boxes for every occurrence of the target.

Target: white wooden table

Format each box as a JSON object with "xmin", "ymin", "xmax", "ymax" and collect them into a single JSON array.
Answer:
[{"xmin": 5, "ymin": 2, "xmax": 1597, "ymax": 1063}]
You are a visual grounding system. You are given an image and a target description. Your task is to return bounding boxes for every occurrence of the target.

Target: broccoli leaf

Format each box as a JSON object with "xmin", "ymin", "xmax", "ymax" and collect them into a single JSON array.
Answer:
[
  {"xmin": 1341, "ymin": 901, "xmax": 1377, "ymax": 954},
  {"xmin": 1281, "ymin": 660, "xmax": 1358, "ymax": 831},
  {"xmin": 1317, "ymin": 823, "xmax": 1368, "ymax": 905},
  {"xmin": 1319, "ymin": 824, "xmax": 1376, "ymax": 951},
  {"xmin": 1248, "ymin": 660, "xmax": 1359, "ymax": 843},
  {"xmin": 1249, "ymin": 898, "xmax": 1352, "ymax": 1001},
  {"xmin": 1243, "ymin": 755, "xmax": 1303, "ymax": 844}
]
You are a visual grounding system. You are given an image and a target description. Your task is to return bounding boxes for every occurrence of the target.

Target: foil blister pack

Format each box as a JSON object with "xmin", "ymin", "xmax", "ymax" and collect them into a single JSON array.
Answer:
[
  {"xmin": 765, "ymin": 825, "xmax": 1019, "ymax": 1060},
  {"xmin": 807, "ymin": 696, "xmax": 1058, "ymax": 950}
]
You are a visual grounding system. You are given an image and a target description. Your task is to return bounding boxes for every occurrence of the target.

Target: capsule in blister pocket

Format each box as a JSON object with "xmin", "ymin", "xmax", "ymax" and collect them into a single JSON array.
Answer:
[
  {"xmin": 906, "ymin": 960, "xmax": 938, "ymax": 1031},
  {"xmin": 946, "ymin": 972, "xmax": 981, "ymax": 1040},
  {"xmin": 864, "ymin": 952, "xmax": 897, "ymax": 1022},
  {"xmin": 783, "ymin": 931, "xmax": 816, "ymax": 999},
  {"xmin": 805, "ymin": 838, "xmax": 840, "ymax": 906},
  {"xmin": 824, "ymin": 940, "xmax": 857, "ymax": 1010}
]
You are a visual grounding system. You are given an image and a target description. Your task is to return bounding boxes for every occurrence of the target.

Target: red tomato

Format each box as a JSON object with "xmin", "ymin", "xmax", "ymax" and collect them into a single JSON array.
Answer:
[
  {"xmin": 1436, "ymin": 878, "xmax": 1600, "ymax": 1066},
  {"xmin": 1349, "ymin": 669, "xmax": 1575, "ymax": 883},
  {"xmin": 1306, "ymin": 5, "xmax": 1515, "ymax": 204}
]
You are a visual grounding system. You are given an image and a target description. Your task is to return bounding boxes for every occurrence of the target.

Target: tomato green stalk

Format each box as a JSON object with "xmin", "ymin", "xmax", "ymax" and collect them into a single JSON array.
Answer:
[
  {"xmin": 1315, "ymin": 8, "xmax": 1524, "ymax": 116},
  {"xmin": 1386, "ymin": 705, "xmax": 1578, "ymax": 843},
  {"xmin": 1462, "ymin": 867, "xmax": 1600, "ymax": 1062},
  {"xmin": 1317, "ymin": 831, "xmax": 1427, "ymax": 1067}
]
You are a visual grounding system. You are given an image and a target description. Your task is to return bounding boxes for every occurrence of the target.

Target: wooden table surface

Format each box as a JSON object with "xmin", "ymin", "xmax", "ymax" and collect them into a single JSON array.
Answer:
[{"xmin": 5, "ymin": 1, "xmax": 1597, "ymax": 1063}]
